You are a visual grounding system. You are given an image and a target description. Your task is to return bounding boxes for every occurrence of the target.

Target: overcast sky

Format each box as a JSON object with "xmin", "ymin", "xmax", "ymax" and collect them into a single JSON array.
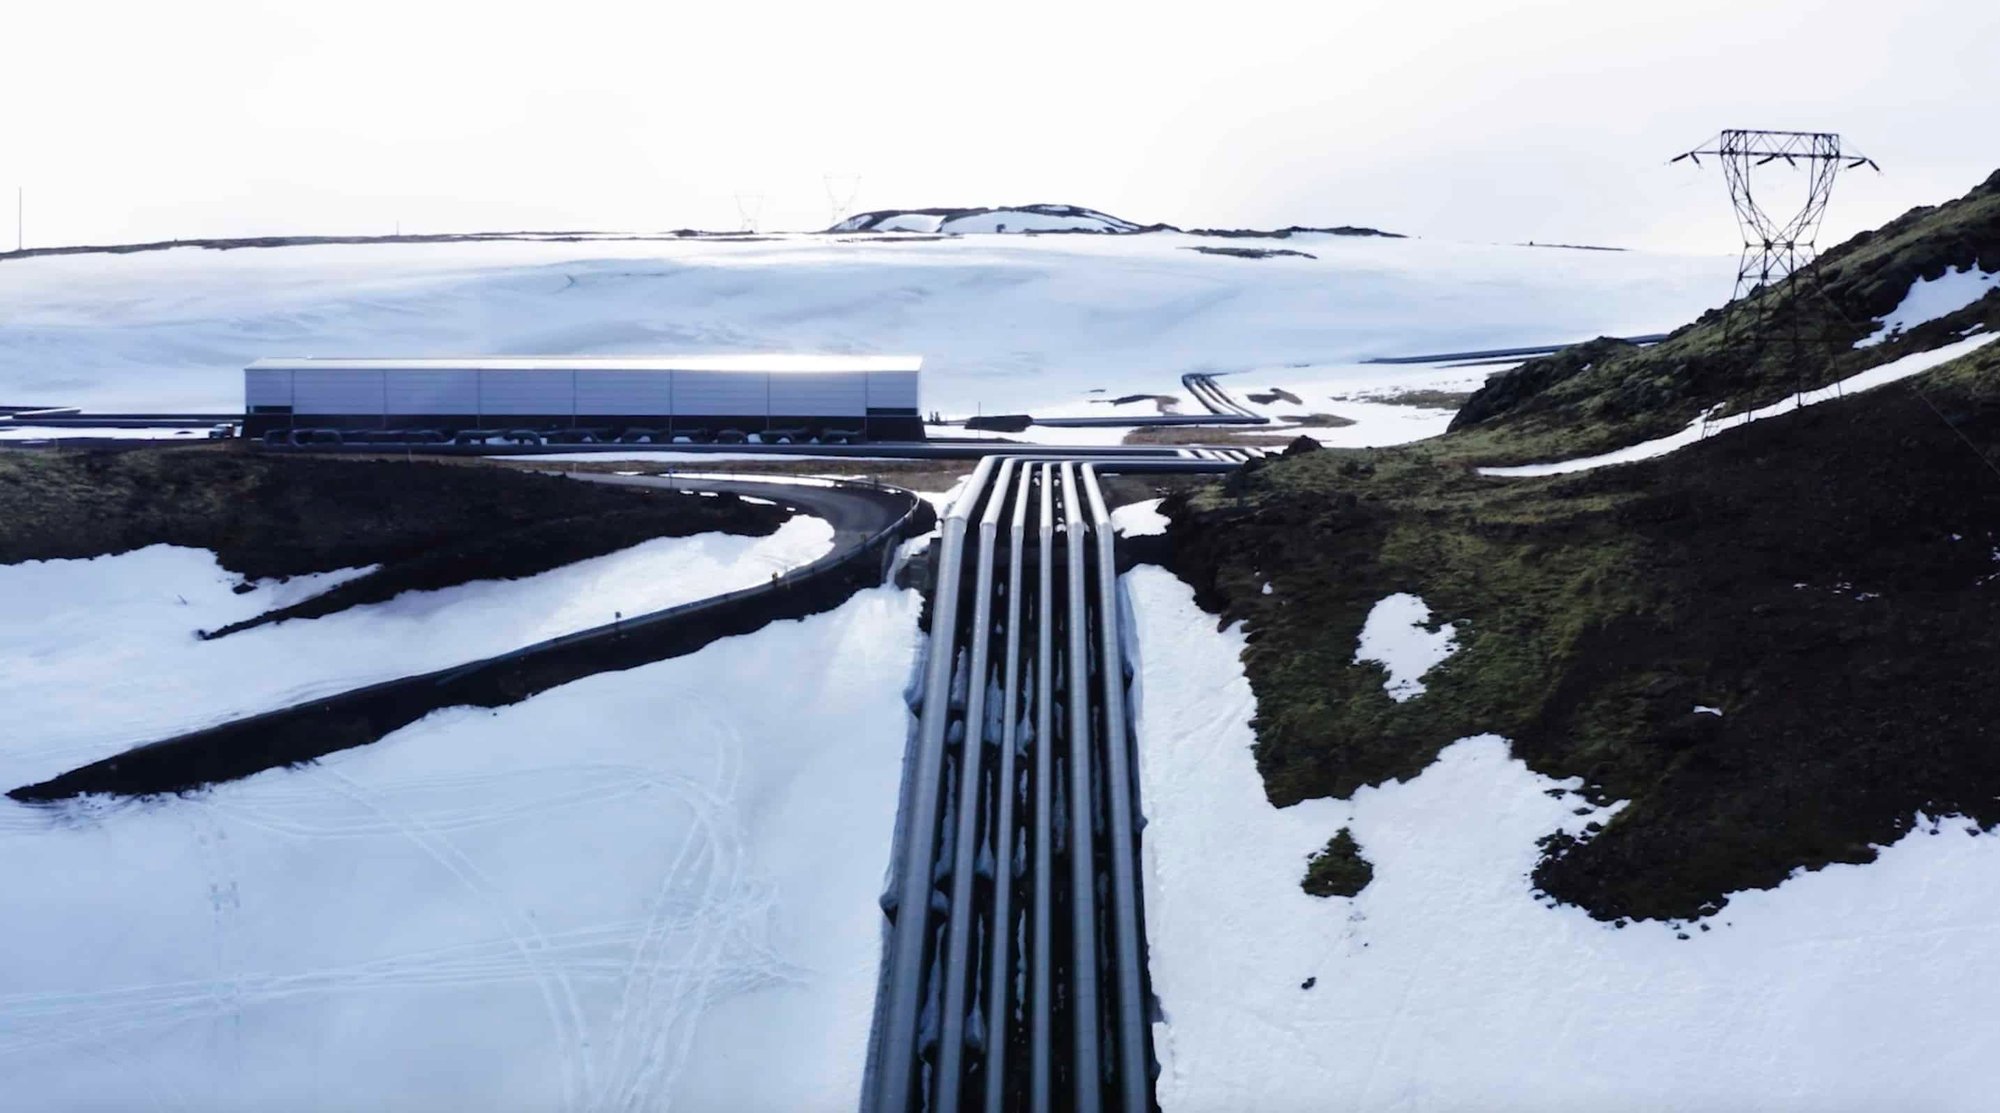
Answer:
[{"xmin": 5, "ymin": 0, "xmax": 1995, "ymax": 254}]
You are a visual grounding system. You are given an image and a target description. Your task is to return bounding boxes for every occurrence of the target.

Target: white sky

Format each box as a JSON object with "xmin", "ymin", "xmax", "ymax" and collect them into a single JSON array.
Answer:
[{"xmin": 3, "ymin": 0, "xmax": 1995, "ymax": 253}]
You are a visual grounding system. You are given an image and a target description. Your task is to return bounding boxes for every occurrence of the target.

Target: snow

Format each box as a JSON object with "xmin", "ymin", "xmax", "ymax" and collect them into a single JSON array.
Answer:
[
  {"xmin": 0, "ymin": 517, "xmax": 833, "ymax": 788},
  {"xmin": 1352, "ymin": 592, "xmax": 1458, "ymax": 702},
  {"xmin": 0, "ymin": 425, "xmax": 210, "ymax": 440},
  {"xmin": 872, "ymin": 214, "xmax": 946, "ymax": 234},
  {"xmin": 0, "ymin": 582, "xmax": 921, "ymax": 1112},
  {"xmin": 1857, "ymin": 264, "xmax": 1998, "ymax": 348},
  {"xmin": 1126, "ymin": 565, "xmax": 2000, "ymax": 1111},
  {"xmin": 935, "ymin": 210, "xmax": 1133, "ymax": 234},
  {"xmin": 834, "ymin": 205, "xmax": 1142, "ymax": 235},
  {"xmin": 1109, "ymin": 498, "xmax": 1168, "ymax": 537},
  {"xmin": 0, "ymin": 232, "xmax": 1724, "ymax": 436},
  {"xmin": 1481, "ymin": 331, "xmax": 2000, "ymax": 477},
  {"xmin": 1695, "ymin": 705, "xmax": 1724, "ymax": 717}
]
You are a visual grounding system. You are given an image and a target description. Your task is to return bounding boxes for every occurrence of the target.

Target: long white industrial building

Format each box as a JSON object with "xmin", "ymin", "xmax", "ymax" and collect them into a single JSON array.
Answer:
[{"xmin": 244, "ymin": 355, "xmax": 924, "ymax": 441}]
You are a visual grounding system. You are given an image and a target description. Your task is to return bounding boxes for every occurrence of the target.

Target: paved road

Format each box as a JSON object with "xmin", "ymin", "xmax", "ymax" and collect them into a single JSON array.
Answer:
[
  {"xmin": 1361, "ymin": 333, "xmax": 1671, "ymax": 365},
  {"xmin": 569, "ymin": 472, "xmax": 912, "ymax": 553},
  {"xmin": 10, "ymin": 476, "xmax": 926, "ymax": 802}
]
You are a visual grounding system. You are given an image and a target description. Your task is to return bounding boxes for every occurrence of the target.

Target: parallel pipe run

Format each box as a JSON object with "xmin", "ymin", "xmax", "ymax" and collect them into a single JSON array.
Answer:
[
  {"xmin": 1060, "ymin": 461, "xmax": 1104, "ymax": 1113},
  {"xmin": 983, "ymin": 462, "xmax": 1032, "ymax": 1113},
  {"xmin": 934, "ymin": 459, "xmax": 1015, "ymax": 1113},
  {"xmin": 869, "ymin": 453, "xmax": 1218, "ymax": 1113},
  {"xmin": 873, "ymin": 456, "xmax": 1000, "ymax": 1113},
  {"xmin": 1082, "ymin": 466, "xmax": 1154, "ymax": 1113},
  {"xmin": 1028, "ymin": 463, "xmax": 1057, "ymax": 1113}
]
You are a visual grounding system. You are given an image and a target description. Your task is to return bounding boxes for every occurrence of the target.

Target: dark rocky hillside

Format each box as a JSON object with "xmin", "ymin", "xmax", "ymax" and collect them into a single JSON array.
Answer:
[
  {"xmin": 0, "ymin": 447, "xmax": 787, "ymax": 629},
  {"xmin": 1161, "ymin": 171, "xmax": 2000, "ymax": 922}
]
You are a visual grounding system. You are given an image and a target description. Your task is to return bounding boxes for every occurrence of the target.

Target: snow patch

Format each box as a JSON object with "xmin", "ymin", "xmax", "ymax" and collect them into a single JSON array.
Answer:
[
  {"xmin": 1110, "ymin": 498, "xmax": 1168, "ymax": 537},
  {"xmin": 1353, "ymin": 592, "xmax": 1458, "ymax": 701},
  {"xmin": 1857, "ymin": 264, "xmax": 1999, "ymax": 348}
]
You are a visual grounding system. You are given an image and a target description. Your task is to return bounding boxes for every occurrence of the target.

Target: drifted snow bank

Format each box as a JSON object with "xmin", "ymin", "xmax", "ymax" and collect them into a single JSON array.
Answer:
[
  {"xmin": 1481, "ymin": 331, "xmax": 2000, "ymax": 478},
  {"xmin": 1126, "ymin": 565, "xmax": 2000, "ymax": 1111},
  {"xmin": 0, "ymin": 516, "xmax": 832, "ymax": 788},
  {"xmin": 1352, "ymin": 592, "xmax": 1458, "ymax": 701},
  {"xmin": 1110, "ymin": 498, "xmax": 1169, "ymax": 537},
  {"xmin": 0, "ymin": 583, "xmax": 920, "ymax": 1112},
  {"xmin": 1858, "ymin": 264, "xmax": 1998, "ymax": 348}
]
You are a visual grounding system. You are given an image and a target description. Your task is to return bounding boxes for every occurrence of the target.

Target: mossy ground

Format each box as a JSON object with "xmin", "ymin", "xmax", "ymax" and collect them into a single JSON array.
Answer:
[
  {"xmin": 1303, "ymin": 829, "xmax": 1374, "ymax": 898},
  {"xmin": 0, "ymin": 445, "xmax": 787, "ymax": 627},
  {"xmin": 1167, "ymin": 314, "xmax": 2000, "ymax": 921}
]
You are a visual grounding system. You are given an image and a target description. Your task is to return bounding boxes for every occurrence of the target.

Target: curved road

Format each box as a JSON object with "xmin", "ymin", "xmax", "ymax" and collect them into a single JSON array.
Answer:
[{"xmin": 10, "ymin": 475, "xmax": 926, "ymax": 802}]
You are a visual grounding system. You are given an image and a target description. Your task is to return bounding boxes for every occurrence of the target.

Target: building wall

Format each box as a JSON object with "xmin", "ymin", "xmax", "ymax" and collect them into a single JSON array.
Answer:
[{"xmin": 245, "ymin": 365, "xmax": 923, "ymax": 440}]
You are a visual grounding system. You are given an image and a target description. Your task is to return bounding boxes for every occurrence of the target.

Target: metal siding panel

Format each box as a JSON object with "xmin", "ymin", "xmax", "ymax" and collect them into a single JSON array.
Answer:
[
  {"xmin": 770, "ymin": 371, "xmax": 868, "ymax": 415},
  {"xmin": 384, "ymin": 369, "xmax": 479, "ymax": 415},
  {"xmin": 867, "ymin": 369, "xmax": 920, "ymax": 409},
  {"xmin": 244, "ymin": 368, "xmax": 293, "ymax": 408},
  {"xmin": 673, "ymin": 370, "xmax": 767, "ymax": 414},
  {"xmin": 478, "ymin": 370, "xmax": 574, "ymax": 416},
  {"xmin": 576, "ymin": 370, "xmax": 674, "ymax": 414},
  {"xmin": 293, "ymin": 369, "xmax": 385, "ymax": 415}
]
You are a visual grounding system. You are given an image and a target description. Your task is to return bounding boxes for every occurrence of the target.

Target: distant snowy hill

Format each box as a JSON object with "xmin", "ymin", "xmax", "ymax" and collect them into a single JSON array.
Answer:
[
  {"xmin": 829, "ymin": 202, "xmax": 1405, "ymax": 239},
  {"xmin": 830, "ymin": 203, "xmax": 1144, "ymax": 235},
  {"xmin": 0, "ymin": 230, "xmax": 1726, "ymax": 421}
]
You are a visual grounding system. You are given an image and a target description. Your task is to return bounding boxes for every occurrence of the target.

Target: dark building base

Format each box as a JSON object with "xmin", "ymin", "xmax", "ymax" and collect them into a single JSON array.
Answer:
[{"xmin": 243, "ymin": 410, "xmax": 926, "ymax": 442}]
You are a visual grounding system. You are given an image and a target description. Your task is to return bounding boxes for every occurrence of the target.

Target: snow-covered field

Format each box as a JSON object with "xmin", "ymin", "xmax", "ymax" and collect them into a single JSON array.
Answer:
[
  {"xmin": 0, "ymin": 232, "xmax": 1726, "ymax": 430},
  {"xmin": 0, "ymin": 575, "xmax": 919, "ymax": 1111},
  {"xmin": 0, "ymin": 517, "xmax": 831, "ymax": 788},
  {"xmin": 1126, "ymin": 565, "xmax": 2000, "ymax": 1110}
]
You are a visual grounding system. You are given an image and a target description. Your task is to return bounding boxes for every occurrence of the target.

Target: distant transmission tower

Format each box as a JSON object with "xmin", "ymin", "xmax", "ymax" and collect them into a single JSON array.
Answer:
[
  {"xmin": 823, "ymin": 174, "xmax": 861, "ymax": 231},
  {"xmin": 734, "ymin": 192, "xmax": 765, "ymax": 233},
  {"xmin": 1672, "ymin": 129, "xmax": 1880, "ymax": 344}
]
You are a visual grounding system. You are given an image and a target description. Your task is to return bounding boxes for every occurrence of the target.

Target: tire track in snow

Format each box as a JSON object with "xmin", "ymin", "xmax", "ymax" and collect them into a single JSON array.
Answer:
[
  {"xmin": 603, "ymin": 704, "xmax": 752, "ymax": 1113},
  {"xmin": 185, "ymin": 807, "xmax": 244, "ymax": 1110},
  {"xmin": 0, "ymin": 921, "xmax": 686, "ymax": 1057},
  {"xmin": 314, "ymin": 768, "xmax": 594, "ymax": 1113}
]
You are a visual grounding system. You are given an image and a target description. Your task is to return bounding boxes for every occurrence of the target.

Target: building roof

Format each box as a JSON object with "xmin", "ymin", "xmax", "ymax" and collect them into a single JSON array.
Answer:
[{"xmin": 246, "ymin": 355, "xmax": 922, "ymax": 374}]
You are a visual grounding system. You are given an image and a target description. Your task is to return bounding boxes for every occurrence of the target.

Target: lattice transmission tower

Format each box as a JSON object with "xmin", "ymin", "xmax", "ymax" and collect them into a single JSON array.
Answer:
[
  {"xmin": 734, "ymin": 192, "xmax": 765, "ymax": 233},
  {"xmin": 823, "ymin": 174, "xmax": 861, "ymax": 231},
  {"xmin": 1672, "ymin": 129, "xmax": 1880, "ymax": 345}
]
